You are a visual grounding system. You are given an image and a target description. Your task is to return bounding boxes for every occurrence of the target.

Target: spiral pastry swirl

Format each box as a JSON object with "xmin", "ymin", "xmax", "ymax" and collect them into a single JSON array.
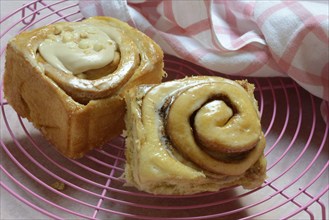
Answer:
[
  {"xmin": 11, "ymin": 16, "xmax": 164, "ymax": 104},
  {"xmin": 3, "ymin": 16, "xmax": 165, "ymax": 158},
  {"xmin": 124, "ymin": 76, "xmax": 267, "ymax": 195}
]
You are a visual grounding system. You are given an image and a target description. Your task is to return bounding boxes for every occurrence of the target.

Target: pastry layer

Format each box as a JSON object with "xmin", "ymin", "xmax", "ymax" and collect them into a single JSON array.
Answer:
[
  {"xmin": 124, "ymin": 76, "xmax": 267, "ymax": 195},
  {"xmin": 3, "ymin": 16, "xmax": 165, "ymax": 158}
]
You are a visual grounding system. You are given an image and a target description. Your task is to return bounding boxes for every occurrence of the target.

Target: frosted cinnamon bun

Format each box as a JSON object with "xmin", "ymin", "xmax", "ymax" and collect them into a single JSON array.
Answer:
[
  {"xmin": 3, "ymin": 16, "xmax": 165, "ymax": 158},
  {"xmin": 123, "ymin": 76, "xmax": 267, "ymax": 195}
]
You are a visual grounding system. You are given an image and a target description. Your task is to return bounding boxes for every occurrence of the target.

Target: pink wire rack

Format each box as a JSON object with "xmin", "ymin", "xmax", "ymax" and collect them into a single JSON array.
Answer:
[{"xmin": 0, "ymin": 0, "xmax": 328, "ymax": 219}]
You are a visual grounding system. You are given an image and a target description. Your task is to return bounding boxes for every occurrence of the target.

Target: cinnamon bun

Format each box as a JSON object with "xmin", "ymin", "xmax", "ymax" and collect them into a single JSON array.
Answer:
[
  {"xmin": 123, "ymin": 76, "xmax": 267, "ymax": 195},
  {"xmin": 3, "ymin": 16, "xmax": 165, "ymax": 158}
]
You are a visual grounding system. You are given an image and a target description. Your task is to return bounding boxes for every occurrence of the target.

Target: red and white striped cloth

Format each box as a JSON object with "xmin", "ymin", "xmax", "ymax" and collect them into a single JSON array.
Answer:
[{"xmin": 79, "ymin": 0, "xmax": 329, "ymax": 119}]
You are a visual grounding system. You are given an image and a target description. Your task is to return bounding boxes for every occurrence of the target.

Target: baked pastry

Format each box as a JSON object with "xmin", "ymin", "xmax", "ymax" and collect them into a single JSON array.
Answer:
[
  {"xmin": 3, "ymin": 16, "xmax": 165, "ymax": 158},
  {"xmin": 123, "ymin": 76, "xmax": 267, "ymax": 195}
]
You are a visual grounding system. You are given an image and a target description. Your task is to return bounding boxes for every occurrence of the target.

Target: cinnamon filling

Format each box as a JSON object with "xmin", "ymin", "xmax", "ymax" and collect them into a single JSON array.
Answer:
[{"xmin": 160, "ymin": 81, "xmax": 265, "ymax": 176}]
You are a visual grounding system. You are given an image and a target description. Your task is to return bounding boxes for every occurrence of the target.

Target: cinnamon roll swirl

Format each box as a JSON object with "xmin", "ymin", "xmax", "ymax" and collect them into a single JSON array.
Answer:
[
  {"xmin": 3, "ymin": 16, "xmax": 165, "ymax": 158},
  {"xmin": 123, "ymin": 76, "xmax": 267, "ymax": 195}
]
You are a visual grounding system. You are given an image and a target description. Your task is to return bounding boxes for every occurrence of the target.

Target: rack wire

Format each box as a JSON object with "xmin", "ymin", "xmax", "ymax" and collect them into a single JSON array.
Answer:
[{"xmin": 1, "ymin": 0, "xmax": 328, "ymax": 219}]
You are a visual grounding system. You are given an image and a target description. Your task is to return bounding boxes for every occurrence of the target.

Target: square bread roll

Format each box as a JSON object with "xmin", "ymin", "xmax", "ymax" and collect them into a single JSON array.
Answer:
[
  {"xmin": 3, "ymin": 16, "xmax": 165, "ymax": 158},
  {"xmin": 123, "ymin": 76, "xmax": 267, "ymax": 195}
]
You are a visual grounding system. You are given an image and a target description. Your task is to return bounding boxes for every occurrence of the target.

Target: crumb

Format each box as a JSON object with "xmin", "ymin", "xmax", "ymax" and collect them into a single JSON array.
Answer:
[
  {"xmin": 51, "ymin": 181, "xmax": 65, "ymax": 191},
  {"xmin": 122, "ymin": 130, "xmax": 127, "ymax": 138}
]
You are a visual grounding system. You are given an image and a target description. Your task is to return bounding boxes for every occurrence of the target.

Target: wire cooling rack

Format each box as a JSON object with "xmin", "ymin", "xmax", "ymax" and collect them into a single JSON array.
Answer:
[{"xmin": 0, "ymin": 1, "xmax": 328, "ymax": 219}]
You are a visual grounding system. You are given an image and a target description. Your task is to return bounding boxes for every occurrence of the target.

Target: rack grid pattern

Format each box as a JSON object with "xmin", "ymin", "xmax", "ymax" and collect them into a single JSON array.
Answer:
[{"xmin": 1, "ymin": 1, "xmax": 328, "ymax": 219}]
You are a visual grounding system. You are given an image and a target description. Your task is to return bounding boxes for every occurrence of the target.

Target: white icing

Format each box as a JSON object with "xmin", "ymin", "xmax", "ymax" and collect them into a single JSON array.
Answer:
[{"xmin": 38, "ymin": 24, "xmax": 117, "ymax": 74}]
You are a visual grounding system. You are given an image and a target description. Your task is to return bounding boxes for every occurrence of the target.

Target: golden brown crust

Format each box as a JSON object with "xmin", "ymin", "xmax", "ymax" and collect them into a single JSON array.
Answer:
[{"xmin": 3, "ymin": 16, "xmax": 165, "ymax": 158}]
